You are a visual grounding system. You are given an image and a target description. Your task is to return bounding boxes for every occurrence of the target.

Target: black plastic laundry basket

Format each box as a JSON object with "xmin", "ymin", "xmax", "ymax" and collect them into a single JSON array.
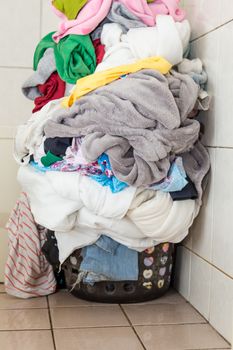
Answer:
[{"xmin": 62, "ymin": 242, "xmax": 174, "ymax": 303}]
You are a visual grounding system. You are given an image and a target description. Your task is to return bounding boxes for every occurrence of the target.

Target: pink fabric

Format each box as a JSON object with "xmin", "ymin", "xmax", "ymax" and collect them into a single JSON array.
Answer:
[
  {"xmin": 52, "ymin": 0, "xmax": 112, "ymax": 42},
  {"xmin": 119, "ymin": 0, "xmax": 185, "ymax": 25},
  {"xmin": 149, "ymin": 0, "xmax": 185, "ymax": 22},
  {"xmin": 119, "ymin": 0, "xmax": 155, "ymax": 26},
  {"xmin": 51, "ymin": 0, "xmax": 185, "ymax": 43}
]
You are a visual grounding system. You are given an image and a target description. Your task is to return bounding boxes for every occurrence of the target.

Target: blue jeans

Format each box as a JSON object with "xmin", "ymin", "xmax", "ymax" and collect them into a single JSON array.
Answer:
[{"xmin": 80, "ymin": 235, "xmax": 138, "ymax": 284}]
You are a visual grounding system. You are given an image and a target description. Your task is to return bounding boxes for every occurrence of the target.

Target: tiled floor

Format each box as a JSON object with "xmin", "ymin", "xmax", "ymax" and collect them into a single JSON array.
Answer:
[{"xmin": 0, "ymin": 284, "xmax": 231, "ymax": 350}]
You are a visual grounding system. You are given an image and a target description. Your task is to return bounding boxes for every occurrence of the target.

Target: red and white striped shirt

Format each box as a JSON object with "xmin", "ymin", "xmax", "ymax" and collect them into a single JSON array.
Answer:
[{"xmin": 5, "ymin": 192, "xmax": 56, "ymax": 298}]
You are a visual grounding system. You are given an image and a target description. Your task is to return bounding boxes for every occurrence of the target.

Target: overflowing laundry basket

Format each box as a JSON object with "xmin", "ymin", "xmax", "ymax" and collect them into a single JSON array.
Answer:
[{"xmin": 4, "ymin": 0, "xmax": 211, "ymax": 303}]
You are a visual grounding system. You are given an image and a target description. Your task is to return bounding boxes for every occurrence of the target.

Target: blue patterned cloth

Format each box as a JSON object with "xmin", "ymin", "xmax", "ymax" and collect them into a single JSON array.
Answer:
[
  {"xmin": 149, "ymin": 157, "xmax": 188, "ymax": 192},
  {"xmin": 91, "ymin": 154, "xmax": 128, "ymax": 193}
]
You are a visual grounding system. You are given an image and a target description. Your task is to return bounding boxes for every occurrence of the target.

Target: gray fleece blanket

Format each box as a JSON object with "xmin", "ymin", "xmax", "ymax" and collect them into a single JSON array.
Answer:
[
  {"xmin": 44, "ymin": 69, "xmax": 200, "ymax": 187},
  {"xmin": 181, "ymin": 140, "xmax": 210, "ymax": 203}
]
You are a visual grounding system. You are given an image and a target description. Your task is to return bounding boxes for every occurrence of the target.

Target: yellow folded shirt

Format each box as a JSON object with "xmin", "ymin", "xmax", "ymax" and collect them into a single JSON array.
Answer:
[{"xmin": 63, "ymin": 56, "xmax": 172, "ymax": 107}]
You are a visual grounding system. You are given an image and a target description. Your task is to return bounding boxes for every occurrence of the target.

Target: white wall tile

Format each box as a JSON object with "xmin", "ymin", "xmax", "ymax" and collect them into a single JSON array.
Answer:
[
  {"xmin": 190, "ymin": 30, "xmax": 219, "ymax": 147},
  {"xmin": 190, "ymin": 253, "xmax": 211, "ymax": 319},
  {"xmin": 189, "ymin": 148, "xmax": 215, "ymax": 262},
  {"xmin": 184, "ymin": 0, "xmax": 221, "ymax": 40},
  {"xmin": 212, "ymin": 148, "xmax": 233, "ymax": 278},
  {"xmin": 41, "ymin": 0, "xmax": 60, "ymax": 38},
  {"xmin": 0, "ymin": 68, "xmax": 33, "ymax": 128},
  {"xmin": 220, "ymin": 0, "xmax": 233, "ymax": 24},
  {"xmin": 189, "ymin": 14, "xmax": 233, "ymax": 149},
  {"xmin": 209, "ymin": 267, "xmax": 233, "ymax": 343},
  {"xmin": 214, "ymin": 21, "xmax": 233, "ymax": 148},
  {"xmin": 0, "ymin": 139, "xmax": 20, "ymax": 215},
  {"xmin": 0, "ymin": 0, "xmax": 40, "ymax": 67},
  {"xmin": 185, "ymin": 0, "xmax": 233, "ymax": 40},
  {"xmin": 0, "ymin": 229, "xmax": 8, "ymax": 282},
  {"xmin": 174, "ymin": 246, "xmax": 191, "ymax": 301}
]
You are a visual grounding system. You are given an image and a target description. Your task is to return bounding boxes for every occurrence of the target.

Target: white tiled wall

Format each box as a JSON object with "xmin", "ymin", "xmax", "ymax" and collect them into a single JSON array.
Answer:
[
  {"xmin": 175, "ymin": 0, "xmax": 233, "ymax": 344},
  {"xmin": 0, "ymin": 0, "xmax": 58, "ymax": 281}
]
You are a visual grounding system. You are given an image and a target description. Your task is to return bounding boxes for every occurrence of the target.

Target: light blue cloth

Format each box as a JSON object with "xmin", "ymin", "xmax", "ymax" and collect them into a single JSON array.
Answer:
[
  {"xmin": 30, "ymin": 161, "xmax": 56, "ymax": 172},
  {"xmin": 80, "ymin": 236, "xmax": 138, "ymax": 284},
  {"xmin": 190, "ymin": 70, "xmax": 207, "ymax": 87},
  {"xmin": 149, "ymin": 157, "xmax": 188, "ymax": 192},
  {"xmin": 91, "ymin": 153, "xmax": 128, "ymax": 193}
]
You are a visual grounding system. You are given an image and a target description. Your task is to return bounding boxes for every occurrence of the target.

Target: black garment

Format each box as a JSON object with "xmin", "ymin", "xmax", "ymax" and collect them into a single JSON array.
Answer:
[
  {"xmin": 41, "ymin": 230, "xmax": 60, "ymax": 268},
  {"xmin": 54, "ymin": 270, "xmax": 67, "ymax": 290},
  {"xmin": 44, "ymin": 137, "xmax": 72, "ymax": 157},
  {"xmin": 170, "ymin": 177, "xmax": 198, "ymax": 201},
  {"xmin": 41, "ymin": 230, "xmax": 66, "ymax": 289}
]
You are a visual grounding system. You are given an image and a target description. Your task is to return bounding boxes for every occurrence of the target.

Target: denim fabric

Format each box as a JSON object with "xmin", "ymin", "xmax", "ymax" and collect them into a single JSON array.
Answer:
[
  {"xmin": 80, "ymin": 235, "xmax": 138, "ymax": 284},
  {"xmin": 150, "ymin": 157, "xmax": 188, "ymax": 192}
]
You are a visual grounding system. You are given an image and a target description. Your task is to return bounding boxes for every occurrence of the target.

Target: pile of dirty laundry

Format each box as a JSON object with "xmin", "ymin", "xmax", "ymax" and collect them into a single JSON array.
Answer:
[{"xmin": 5, "ymin": 0, "xmax": 210, "ymax": 298}]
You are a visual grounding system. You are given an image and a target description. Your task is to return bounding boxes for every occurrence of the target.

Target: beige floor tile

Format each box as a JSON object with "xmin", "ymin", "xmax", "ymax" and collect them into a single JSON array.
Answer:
[
  {"xmin": 135, "ymin": 324, "xmax": 230, "ymax": 350},
  {"xmin": 122, "ymin": 302, "xmax": 206, "ymax": 326},
  {"xmin": 49, "ymin": 290, "xmax": 111, "ymax": 308},
  {"xmin": 54, "ymin": 327, "xmax": 144, "ymax": 350},
  {"xmin": 0, "ymin": 330, "xmax": 54, "ymax": 350},
  {"xmin": 0, "ymin": 309, "xmax": 50, "ymax": 330},
  {"xmin": 125, "ymin": 288, "xmax": 187, "ymax": 306},
  {"xmin": 0, "ymin": 283, "xmax": 5, "ymax": 293},
  {"xmin": 0, "ymin": 294, "xmax": 47, "ymax": 309},
  {"xmin": 51, "ymin": 305, "xmax": 129, "ymax": 329}
]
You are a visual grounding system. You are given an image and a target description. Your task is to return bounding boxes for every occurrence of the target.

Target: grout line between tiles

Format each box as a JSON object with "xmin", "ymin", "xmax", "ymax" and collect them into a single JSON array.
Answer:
[
  {"xmin": 129, "ymin": 322, "xmax": 213, "ymax": 328},
  {"xmin": 119, "ymin": 321, "xmax": 207, "ymax": 327},
  {"xmin": 51, "ymin": 325, "xmax": 132, "ymax": 330},
  {"xmin": 0, "ymin": 307, "xmax": 48, "ymax": 311},
  {"xmin": 49, "ymin": 304, "xmax": 126, "ymax": 309},
  {"xmin": 43, "ymin": 322, "xmax": 210, "ymax": 330},
  {"xmin": 0, "ymin": 328, "xmax": 51, "ymax": 332},
  {"xmin": 46, "ymin": 296, "xmax": 57, "ymax": 350},
  {"xmin": 191, "ymin": 18, "xmax": 233, "ymax": 43},
  {"xmin": 188, "ymin": 243, "xmax": 192, "ymax": 300},
  {"xmin": 45, "ymin": 301, "xmax": 186, "ymax": 308},
  {"xmin": 116, "ymin": 305, "xmax": 146, "ymax": 350},
  {"xmin": 207, "ymin": 146, "xmax": 216, "ymax": 322},
  {"xmin": 207, "ymin": 265, "xmax": 213, "ymax": 321},
  {"xmin": 0, "ymin": 66, "xmax": 32, "ymax": 70},
  {"xmin": 207, "ymin": 146, "xmax": 233, "ymax": 150},
  {"xmin": 183, "ymin": 247, "xmax": 233, "ymax": 280},
  {"xmin": 0, "ymin": 322, "xmax": 211, "ymax": 332}
]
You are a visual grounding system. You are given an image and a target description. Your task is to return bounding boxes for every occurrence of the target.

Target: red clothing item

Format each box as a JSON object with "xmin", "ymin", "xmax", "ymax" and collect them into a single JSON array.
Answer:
[
  {"xmin": 93, "ymin": 39, "xmax": 105, "ymax": 65},
  {"xmin": 33, "ymin": 72, "xmax": 66, "ymax": 113}
]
